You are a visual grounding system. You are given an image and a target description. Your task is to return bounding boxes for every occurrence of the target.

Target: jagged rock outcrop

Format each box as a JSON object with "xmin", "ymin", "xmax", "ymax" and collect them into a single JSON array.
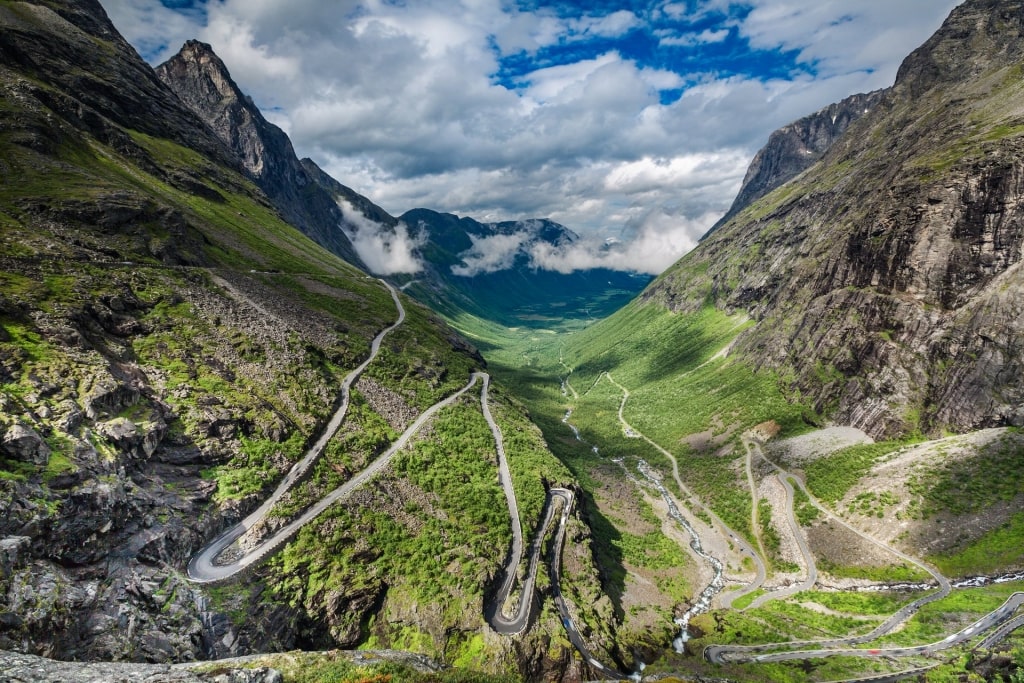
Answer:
[
  {"xmin": 648, "ymin": 0, "xmax": 1024, "ymax": 438},
  {"xmin": 706, "ymin": 89, "xmax": 887, "ymax": 235},
  {"xmin": 155, "ymin": 41, "xmax": 366, "ymax": 268}
]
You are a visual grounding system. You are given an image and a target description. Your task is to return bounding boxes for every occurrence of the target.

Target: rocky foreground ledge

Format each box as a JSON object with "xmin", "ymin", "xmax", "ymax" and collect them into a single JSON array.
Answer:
[{"xmin": 0, "ymin": 648, "xmax": 445, "ymax": 683}]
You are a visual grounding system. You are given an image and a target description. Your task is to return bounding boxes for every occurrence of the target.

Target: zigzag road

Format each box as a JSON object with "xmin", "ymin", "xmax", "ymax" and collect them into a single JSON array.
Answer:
[
  {"xmin": 188, "ymin": 279, "xmax": 406, "ymax": 582},
  {"xmin": 185, "ymin": 283, "xmax": 1024, "ymax": 678},
  {"xmin": 708, "ymin": 592, "xmax": 1024, "ymax": 665},
  {"xmin": 186, "ymin": 282, "xmax": 617, "ymax": 674},
  {"xmin": 742, "ymin": 437, "xmax": 817, "ymax": 610}
]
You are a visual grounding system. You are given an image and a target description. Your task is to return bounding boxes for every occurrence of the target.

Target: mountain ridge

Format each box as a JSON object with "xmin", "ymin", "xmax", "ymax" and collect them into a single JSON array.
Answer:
[
  {"xmin": 705, "ymin": 88, "xmax": 887, "ymax": 237},
  {"xmin": 155, "ymin": 40, "xmax": 366, "ymax": 268}
]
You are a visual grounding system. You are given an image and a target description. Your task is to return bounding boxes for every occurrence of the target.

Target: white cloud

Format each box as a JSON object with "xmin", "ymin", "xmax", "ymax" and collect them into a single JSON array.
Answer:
[
  {"xmin": 337, "ymin": 200, "xmax": 425, "ymax": 275},
  {"xmin": 659, "ymin": 28, "xmax": 731, "ymax": 47},
  {"xmin": 451, "ymin": 232, "xmax": 531, "ymax": 277},
  {"xmin": 529, "ymin": 210, "xmax": 716, "ymax": 275},
  {"xmin": 99, "ymin": 0, "xmax": 963, "ymax": 276},
  {"xmin": 568, "ymin": 10, "xmax": 642, "ymax": 40},
  {"xmin": 738, "ymin": 1, "xmax": 960, "ymax": 81}
]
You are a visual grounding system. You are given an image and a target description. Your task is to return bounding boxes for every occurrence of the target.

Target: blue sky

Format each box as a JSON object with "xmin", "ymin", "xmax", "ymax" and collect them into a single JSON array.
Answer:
[{"xmin": 100, "ymin": 0, "xmax": 960, "ymax": 274}]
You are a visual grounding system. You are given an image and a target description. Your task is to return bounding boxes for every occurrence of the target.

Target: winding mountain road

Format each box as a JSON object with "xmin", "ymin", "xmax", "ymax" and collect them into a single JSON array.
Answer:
[
  {"xmin": 188, "ymin": 279, "xmax": 406, "ymax": 582},
  {"xmin": 184, "ymin": 285, "xmax": 1023, "ymax": 679},
  {"xmin": 481, "ymin": 372, "xmax": 533, "ymax": 636},
  {"xmin": 184, "ymin": 288, "xmax": 618, "ymax": 673},
  {"xmin": 553, "ymin": 362, "xmax": 1024, "ymax": 677},
  {"xmin": 707, "ymin": 592, "xmax": 1024, "ymax": 665},
  {"xmin": 705, "ymin": 437, "xmax": 955, "ymax": 664},
  {"xmin": 742, "ymin": 437, "xmax": 818, "ymax": 610}
]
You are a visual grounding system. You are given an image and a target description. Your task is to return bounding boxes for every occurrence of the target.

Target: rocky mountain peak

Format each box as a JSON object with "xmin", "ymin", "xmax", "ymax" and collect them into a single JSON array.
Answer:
[
  {"xmin": 0, "ymin": 0, "xmax": 238, "ymax": 169},
  {"xmin": 156, "ymin": 41, "xmax": 366, "ymax": 267},
  {"xmin": 895, "ymin": 0, "xmax": 1024, "ymax": 96},
  {"xmin": 168, "ymin": 40, "xmax": 245, "ymax": 107},
  {"xmin": 157, "ymin": 40, "xmax": 279, "ymax": 179}
]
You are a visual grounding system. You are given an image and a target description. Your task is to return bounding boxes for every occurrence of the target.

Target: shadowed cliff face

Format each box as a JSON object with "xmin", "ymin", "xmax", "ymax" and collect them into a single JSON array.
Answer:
[
  {"xmin": 648, "ymin": 0, "xmax": 1024, "ymax": 438},
  {"xmin": 156, "ymin": 41, "xmax": 367, "ymax": 269}
]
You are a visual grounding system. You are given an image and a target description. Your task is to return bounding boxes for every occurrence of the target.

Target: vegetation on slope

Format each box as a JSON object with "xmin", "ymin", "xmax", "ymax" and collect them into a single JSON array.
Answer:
[{"xmin": 0, "ymin": 6, "xmax": 591, "ymax": 671}]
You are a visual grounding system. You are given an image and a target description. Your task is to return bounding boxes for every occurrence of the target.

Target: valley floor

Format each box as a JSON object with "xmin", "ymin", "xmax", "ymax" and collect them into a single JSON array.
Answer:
[{"xmin": 440, "ymin": 302, "xmax": 1024, "ymax": 682}]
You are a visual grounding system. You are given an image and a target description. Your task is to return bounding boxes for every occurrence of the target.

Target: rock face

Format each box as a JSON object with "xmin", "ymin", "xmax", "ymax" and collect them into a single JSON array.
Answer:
[
  {"xmin": 155, "ymin": 41, "xmax": 366, "ymax": 269},
  {"xmin": 707, "ymin": 89, "xmax": 887, "ymax": 235},
  {"xmin": 0, "ymin": 649, "xmax": 284, "ymax": 683},
  {"xmin": 2, "ymin": 424, "xmax": 50, "ymax": 465},
  {"xmin": 648, "ymin": 0, "xmax": 1024, "ymax": 438}
]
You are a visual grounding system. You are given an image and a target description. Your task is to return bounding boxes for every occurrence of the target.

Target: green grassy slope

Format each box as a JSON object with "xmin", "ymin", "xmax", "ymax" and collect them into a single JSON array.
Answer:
[{"xmin": 0, "ymin": 4, "xmax": 585, "ymax": 674}]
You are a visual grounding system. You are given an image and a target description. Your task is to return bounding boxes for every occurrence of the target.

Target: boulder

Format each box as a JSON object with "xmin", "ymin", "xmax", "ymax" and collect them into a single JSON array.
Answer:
[
  {"xmin": 2, "ymin": 424, "xmax": 50, "ymax": 465},
  {"xmin": 96, "ymin": 417, "xmax": 166, "ymax": 458},
  {"xmin": 0, "ymin": 536, "xmax": 31, "ymax": 579}
]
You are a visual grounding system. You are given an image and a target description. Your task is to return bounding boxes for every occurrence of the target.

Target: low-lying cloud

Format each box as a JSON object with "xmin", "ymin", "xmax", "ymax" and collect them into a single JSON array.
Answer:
[
  {"xmin": 337, "ymin": 200, "xmax": 425, "ymax": 275},
  {"xmin": 450, "ymin": 210, "xmax": 719, "ymax": 278},
  {"xmin": 529, "ymin": 213, "xmax": 715, "ymax": 275},
  {"xmin": 451, "ymin": 231, "xmax": 531, "ymax": 277}
]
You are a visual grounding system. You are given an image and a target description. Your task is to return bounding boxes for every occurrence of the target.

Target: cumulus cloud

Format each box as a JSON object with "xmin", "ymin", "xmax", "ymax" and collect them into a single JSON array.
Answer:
[
  {"xmin": 100, "ymin": 0, "xmax": 961, "ymax": 275},
  {"xmin": 337, "ymin": 200, "xmax": 425, "ymax": 275},
  {"xmin": 737, "ymin": 1, "xmax": 960, "ymax": 79}
]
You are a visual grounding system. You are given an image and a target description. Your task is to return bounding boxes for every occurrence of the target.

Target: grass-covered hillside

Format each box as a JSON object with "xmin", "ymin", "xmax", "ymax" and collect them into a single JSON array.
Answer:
[
  {"xmin": 469, "ymin": 287, "xmax": 1023, "ymax": 682},
  {"xmin": 0, "ymin": 1, "xmax": 591, "ymax": 678}
]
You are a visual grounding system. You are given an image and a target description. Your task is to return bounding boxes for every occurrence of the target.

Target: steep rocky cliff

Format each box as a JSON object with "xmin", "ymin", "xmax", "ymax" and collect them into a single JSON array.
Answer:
[
  {"xmin": 648, "ymin": 0, "xmax": 1024, "ymax": 438},
  {"xmin": 706, "ymin": 89, "xmax": 887, "ymax": 234},
  {"xmin": 155, "ymin": 41, "xmax": 366, "ymax": 268}
]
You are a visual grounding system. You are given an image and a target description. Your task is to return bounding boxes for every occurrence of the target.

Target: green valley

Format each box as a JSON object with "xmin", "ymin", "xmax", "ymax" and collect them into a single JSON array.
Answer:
[{"xmin": 3, "ymin": 0, "xmax": 1024, "ymax": 682}]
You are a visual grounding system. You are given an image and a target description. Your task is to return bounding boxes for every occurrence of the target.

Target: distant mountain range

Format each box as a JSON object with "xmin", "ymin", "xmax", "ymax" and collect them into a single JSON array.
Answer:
[{"xmin": 395, "ymin": 208, "xmax": 651, "ymax": 327}]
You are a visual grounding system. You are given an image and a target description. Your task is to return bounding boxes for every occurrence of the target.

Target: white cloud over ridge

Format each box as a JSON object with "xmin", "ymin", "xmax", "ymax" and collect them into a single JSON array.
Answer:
[
  {"xmin": 337, "ymin": 200, "xmax": 425, "ymax": 275},
  {"xmin": 100, "ymin": 0, "xmax": 961, "ymax": 275},
  {"xmin": 451, "ymin": 232, "xmax": 532, "ymax": 277}
]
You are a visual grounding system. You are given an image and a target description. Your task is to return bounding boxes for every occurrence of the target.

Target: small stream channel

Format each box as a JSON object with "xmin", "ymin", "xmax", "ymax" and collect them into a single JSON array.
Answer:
[
  {"xmin": 619, "ymin": 459, "xmax": 726, "ymax": 653},
  {"xmin": 562, "ymin": 387, "xmax": 725, "ymax": 674}
]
